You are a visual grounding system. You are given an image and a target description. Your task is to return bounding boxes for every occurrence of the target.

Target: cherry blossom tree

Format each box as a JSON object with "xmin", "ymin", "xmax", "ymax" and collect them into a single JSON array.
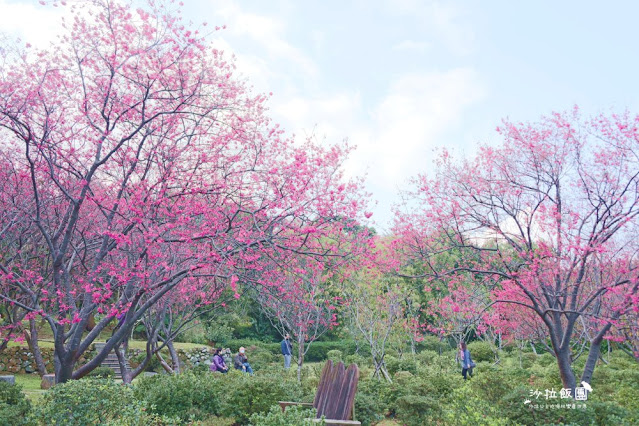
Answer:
[
  {"xmin": 395, "ymin": 109, "xmax": 639, "ymax": 393},
  {"xmin": 343, "ymin": 245, "xmax": 416, "ymax": 382},
  {"xmin": 345, "ymin": 273, "xmax": 407, "ymax": 382},
  {"xmin": 254, "ymin": 263, "xmax": 340, "ymax": 382},
  {"xmin": 0, "ymin": 0, "xmax": 367, "ymax": 383},
  {"xmin": 617, "ymin": 310, "xmax": 639, "ymax": 363},
  {"xmin": 423, "ymin": 276, "xmax": 489, "ymax": 345},
  {"xmin": 114, "ymin": 276, "xmax": 228, "ymax": 384}
]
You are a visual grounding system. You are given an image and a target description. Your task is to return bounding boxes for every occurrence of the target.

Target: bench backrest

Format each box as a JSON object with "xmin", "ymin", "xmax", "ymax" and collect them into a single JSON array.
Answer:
[{"xmin": 313, "ymin": 360, "xmax": 359, "ymax": 420}]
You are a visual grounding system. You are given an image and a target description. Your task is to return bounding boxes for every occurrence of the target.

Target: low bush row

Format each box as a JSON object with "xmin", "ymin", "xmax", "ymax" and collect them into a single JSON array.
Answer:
[
  {"xmin": 222, "ymin": 339, "xmax": 369, "ymax": 363},
  {"xmin": 2, "ymin": 348, "xmax": 637, "ymax": 425}
]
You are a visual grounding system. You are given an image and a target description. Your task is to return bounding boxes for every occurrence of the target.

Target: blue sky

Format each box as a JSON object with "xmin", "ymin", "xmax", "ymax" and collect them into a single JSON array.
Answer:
[{"xmin": 2, "ymin": 0, "xmax": 639, "ymax": 231}]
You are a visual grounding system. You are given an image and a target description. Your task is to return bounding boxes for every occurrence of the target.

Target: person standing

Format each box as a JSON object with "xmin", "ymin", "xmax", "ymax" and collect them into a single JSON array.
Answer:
[
  {"xmin": 459, "ymin": 341, "xmax": 474, "ymax": 380},
  {"xmin": 281, "ymin": 334, "xmax": 293, "ymax": 369}
]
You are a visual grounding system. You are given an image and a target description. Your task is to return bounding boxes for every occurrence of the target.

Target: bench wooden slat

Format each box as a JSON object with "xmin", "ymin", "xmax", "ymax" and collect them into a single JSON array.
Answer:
[
  {"xmin": 328, "ymin": 362, "xmax": 347, "ymax": 420},
  {"xmin": 280, "ymin": 360, "xmax": 360, "ymax": 424}
]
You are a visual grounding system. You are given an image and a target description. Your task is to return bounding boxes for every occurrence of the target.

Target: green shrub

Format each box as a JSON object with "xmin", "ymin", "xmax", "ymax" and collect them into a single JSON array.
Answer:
[
  {"xmin": 356, "ymin": 376, "xmax": 400, "ymax": 424},
  {"xmin": 0, "ymin": 381, "xmax": 32, "ymax": 426},
  {"xmin": 131, "ymin": 352, "xmax": 163, "ymax": 372},
  {"xmin": 190, "ymin": 363, "xmax": 211, "ymax": 374},
  {"xmin": 607, "ymin": 352, "xmax": 637, "ymax": 370},
  {"xmin": 395, "ymin": 394, "xmax": 440, "ymax": 425},
  {"xmin": 175, "ymin": 322, "xmax": 208, "ymax": 345},
  {"xmin": 497, "ymin": 386, "xmax": 602, "ymax": 426},
  {"xmin": 87, "ymin": 366, "xmax": 115, "ymax": 379},
  {"xmin": 588, "ymin": 400, "xmax": 632, "ymax": 425},
  {"xmin": 535, "ymin": 352, "xmax": 555, "ymax": 367},
  {"xmin": 468, "ymin": 367, "xmax": 517, "ymax": 403},
  {"xmin": 248, "ymin": 405, "xmax": 321, "ymax": 426},
  {"xmin": 223, "ymin": 340, "xmax": 365, "ymax": 363},
  {"xmin": 354, "ymin": 390, "xmax": 384, "ymax": 426},
  {"xmin": 108, "ymin": 412, "xmax": 183, "ymax": 425},
  {"xmin": 136, "ymin": 369, "xmax": 309, "ymax": 424},
  {"xmin": 416, "ymin": 335, "xmax": 445, "ymax": 352},
  {"xmin": 502, "ymin": 343, "xmax": 517, "ymax": 354},
  {"xmin": 35, "ymin": 378, "xmax": 145, "ymax": 425},
  {"xmin": 441, "ymin": 385, "xmax": 508, "ymax": 425},
  {"xmin": 609, "ymin": 383, "xmax": 639, "ymax": 417},
  {"xmin": 135, "ymin": 371, "xmax": 223, "ymax": 422},
  {"xmin": 417, "ymin": 350, "xmax": 459, "ymax": 373},
  {"xmin": 415, "ymin": 349, "xmax": 438, "ymax": 365},
  {"xmin": 518, "ymin": 352, "xmax": 538, "ymax": 369},
  {"xmin": 218, "ymin": 371, "xmax": 309, "ymax": 424},
  {"xmin": 526, "ymin": 363, "xmax": 562, "ymax": 391},
  {"xmin": 355, "ymin": 363, "xmax": 463, "ymax": 422},
  {"xmin": 384, "ymin": 355, "xmax": 418, "ymax": 375},
  {"xmin": 326, "ymin": 350, "xmax": 343, "ymax": 363},
  {"xmin": 206, "ymin": 324, "xmax": 235, "ymax": 347},
  {"xmin": 467, "ymin": 341, "xmax": 494, "ymax": 363},
  {"xmin": 304, "ymin": 341, "xmax": 359, "ymax": 362},
  {"xmin": 344, "ymin": 354, "xmax": 367, "ymax": 367},
  {"xmin": 248, "ymin": 347, "xmax": 278, "ymax": 370},
  {"xmin": 224, "ymin": 340, "xmax": 280, "ymax": 356}
]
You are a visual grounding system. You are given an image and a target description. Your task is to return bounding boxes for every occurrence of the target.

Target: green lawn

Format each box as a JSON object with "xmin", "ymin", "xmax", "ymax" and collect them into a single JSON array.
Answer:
[
  {"xmin": 14, "ymin": 373, "xmax": 46, "ymax": 402},
  {"xmin": 14, "ymin": 372, "xmax": 143, "ymax": 402},
  {"xmin": 8, "ymin": 338, "xmax": 207, "ymax": 402},
  {"xmin": 127, "ymin": 340, "xmax": 208, "ymax": 351},
  {"xmin": 9, "ymin": 339, "xmax": 209, "ymax": 351}
]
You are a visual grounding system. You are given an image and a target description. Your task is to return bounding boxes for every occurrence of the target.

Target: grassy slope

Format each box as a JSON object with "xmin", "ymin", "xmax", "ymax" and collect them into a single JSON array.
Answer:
[
  {"xmin": 8, "ymin": 337, "xmax": 208, "ymax": 401},
  {"xmin": 8, "ymin": 339, "xmax": 208, "ymax": 351}
]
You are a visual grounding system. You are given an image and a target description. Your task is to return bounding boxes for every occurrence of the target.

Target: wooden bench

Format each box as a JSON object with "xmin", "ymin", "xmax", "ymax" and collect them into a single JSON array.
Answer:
[{"xmin": 279, "ymin": 360, "xmax": 361, "ymax": 426}]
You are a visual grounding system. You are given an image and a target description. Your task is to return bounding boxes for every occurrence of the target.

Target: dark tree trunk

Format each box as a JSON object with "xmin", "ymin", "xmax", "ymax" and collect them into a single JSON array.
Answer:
[
  {"xmin": 117, "ymin": 332, "xmax": 158, "ymax": 384},
  {"xmin": 25, "ymin": 318, "xmax": 47, "ymax": 376},
  {"xmin": 54, "ymin": 352, "xmax": 75, "ymax": 384},
  {"xmin": 167, "ymin": 341, "xmax": 180, "ymax": 374},
  {"xmin": 372, "ymin": 353, "xmax": 391, "ymax": 382},
  {"xmin": 85, "ymin": 314, "xmax": 96, "ymax": 331},
  {"xmin": 580, "ymin": 324, "xmax": 612, "ymax": 387},
  {"xmin": 297, "ymin": 338, "xmax": 304, "ymax": 384},
  {"xmin": 116, "ymin": 344, "xmax": 153, "ymax": 384},
  {"xmin": 157, "ymin": 350, "xmax": 174, "ymax": 374},
  {"xmin": 555, "ymin": 347, "xmax": 577, "ymax": 393}
]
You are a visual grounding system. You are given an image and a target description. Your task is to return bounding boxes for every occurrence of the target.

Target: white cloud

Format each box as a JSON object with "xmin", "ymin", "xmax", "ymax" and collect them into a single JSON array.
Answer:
[
  {"xmin": 273, "ymin": 92, "xmax": 361, "ymax": 141},
  {"xmin": 384, "ymin": 0, "xmax": 475, "ymax": 55},
  {"xmin": 0, "ymin": 0, "xmax": 65, "ymax": 48},
  {"xmin": 212, "ymin": 1, "xmax": 317, "ymax": 81},
  {"xmin": 353, "ymin": 68, "xmax": 485, "ymax": 189},
  {"xmin": 265, "ymin": 68, "xmax": 486, "ymax": 228},
  {"xmin": 392, "ymin": 39, "xmax": 431, "ymax": 52}
]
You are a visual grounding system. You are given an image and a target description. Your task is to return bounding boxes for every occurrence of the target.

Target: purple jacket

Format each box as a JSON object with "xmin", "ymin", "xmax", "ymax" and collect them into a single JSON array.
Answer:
[{"xmin": 210, "ymin": 354, "xmax": 227, "ymax": 372}]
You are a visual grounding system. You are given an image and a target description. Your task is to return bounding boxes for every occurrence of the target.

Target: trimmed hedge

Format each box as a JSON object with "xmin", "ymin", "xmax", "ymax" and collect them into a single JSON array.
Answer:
[
  {"xmin": 223, "ymin": 339, "xmax": 366, "ymax": 363},
  {"xmin": 35, "ymin": 378, "xmax": 148, "ymax": 425},
  {"xmin": 134, "ymin": 369, "xmax": 311, "ymax": 424}
]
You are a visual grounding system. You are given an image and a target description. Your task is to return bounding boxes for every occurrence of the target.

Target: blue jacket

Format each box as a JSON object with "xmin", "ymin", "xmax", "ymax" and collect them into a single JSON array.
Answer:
[
  {"xmin": 281, "ymin": 339, "xmax": 292, "ymax": 355},
  {"xmin": 460, "ymin": 349, "xmax": 473, "ymax": 369}
]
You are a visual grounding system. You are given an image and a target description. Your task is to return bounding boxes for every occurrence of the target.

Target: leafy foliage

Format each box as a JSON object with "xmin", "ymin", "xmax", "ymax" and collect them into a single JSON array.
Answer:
[
  {"xmin": 87, "ymin": 366, "xmax": 115, "ymax": 379},
  {"xmin": 467, "ymin": 341, "xmax": 494, "ymax": 363},
  {"xmin": 0, "ymin": 381, "xmax": 32, "ymax": 426},
  {"xmin": 135, "ymin": 370, "xmax": 310, "ymax": 424},
  {"xmin": 248, "ymin": 405, "xmax": 321, "ymax": 426},
  {"xmin": 34, "ymin": 378, "xmax": 146, "ymax": 425}
]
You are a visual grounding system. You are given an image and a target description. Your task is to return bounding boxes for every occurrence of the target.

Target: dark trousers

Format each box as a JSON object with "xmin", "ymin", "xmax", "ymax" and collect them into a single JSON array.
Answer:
[{"xmin": 462, "ymin": 367, "xmax": 473, "ymax": 379}]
